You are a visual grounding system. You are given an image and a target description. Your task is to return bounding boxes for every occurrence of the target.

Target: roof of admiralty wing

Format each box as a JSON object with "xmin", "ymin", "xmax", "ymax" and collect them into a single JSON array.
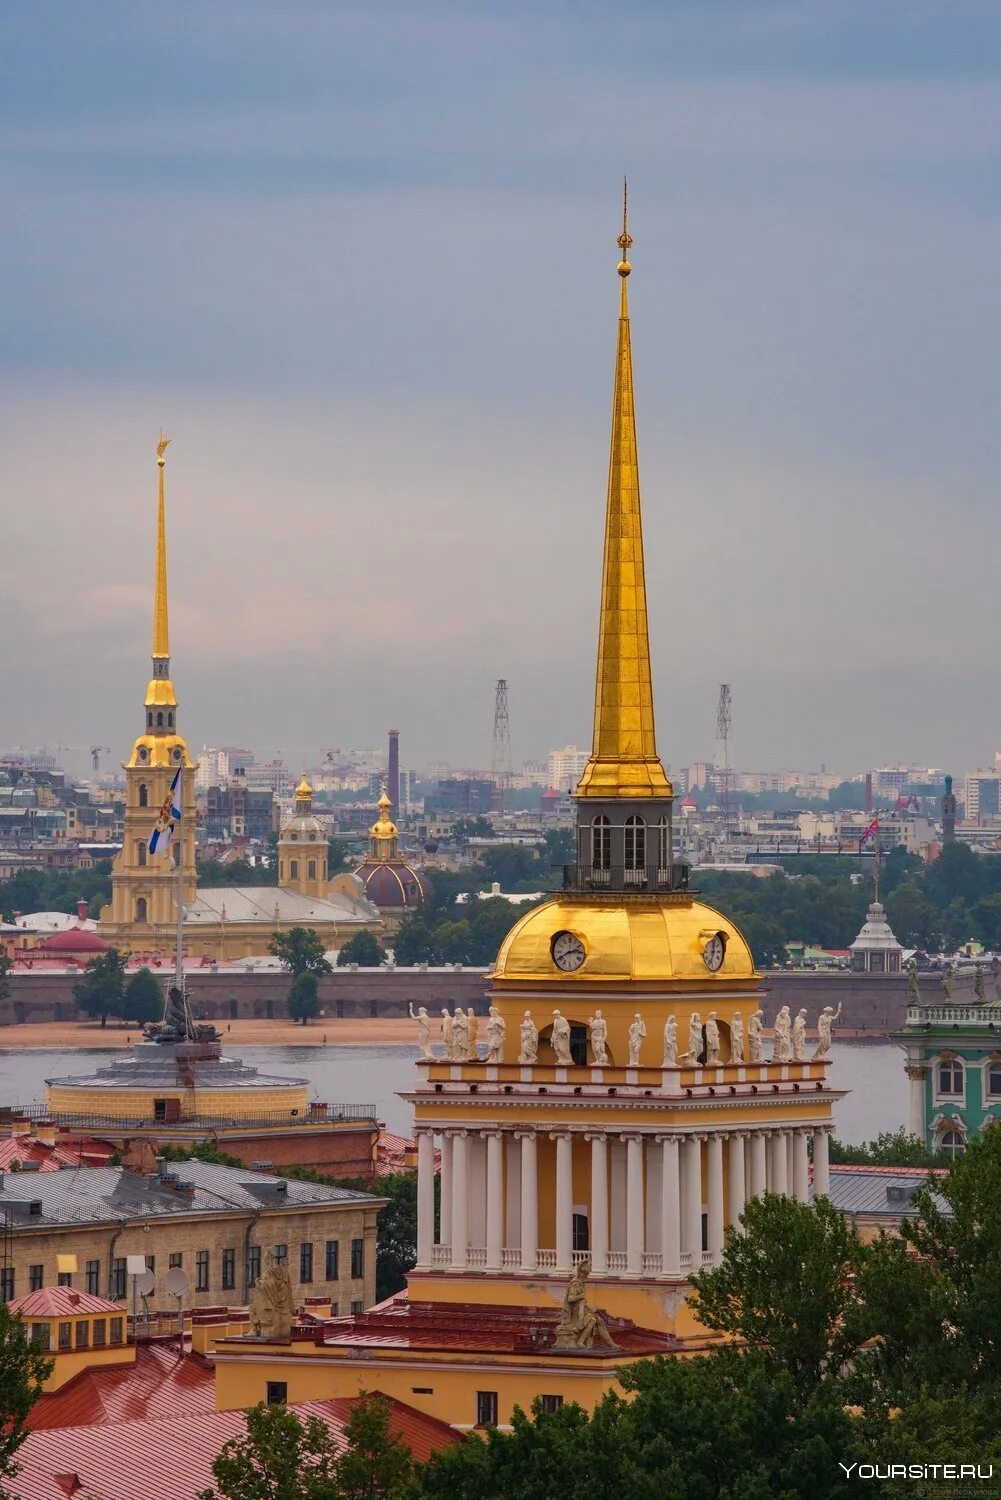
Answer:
[{"xmin": 491, "ymin": 896, "xmax": 757, "ymax": 983}]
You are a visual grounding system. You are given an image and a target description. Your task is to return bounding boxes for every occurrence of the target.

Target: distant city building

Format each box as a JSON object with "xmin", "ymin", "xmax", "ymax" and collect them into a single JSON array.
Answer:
[
  {"xmin": 546, "ymin": 745, "xmax": 589, "ymax": 792},
  {"xmin": 849, "ymin": 901, "xmax": 903, "ymax": 974},
  {"xmin": 964, "ymin": 771, "xmax": 1001, "ymax": 823},
  {"xmin": 245, "ymin": 760, "xmax": 293, "ymax": 798},
  {"xmin": 894, "ymin": 966, "xmax": 1001, "ymax": 1156},
  {"xmin": 425, "ymin": 778, "xmax": 494, "ymax": 816},
  {"xmin": 203, "ymin": 779, "xmax": 274, "ymax": 840}
]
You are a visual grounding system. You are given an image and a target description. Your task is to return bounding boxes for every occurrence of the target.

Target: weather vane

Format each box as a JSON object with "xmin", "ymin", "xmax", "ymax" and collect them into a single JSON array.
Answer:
[
  {"xmin": 156, "ymin": 429, "xmax": 172, "ymax": 466},
  {"xmin": 617, "ymin": 176, "xmax": 633, "ymax": 256}
]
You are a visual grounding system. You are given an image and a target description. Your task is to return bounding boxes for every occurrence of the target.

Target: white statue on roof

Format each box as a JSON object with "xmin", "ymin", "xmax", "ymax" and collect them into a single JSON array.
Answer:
[
  {"xmin": 486, "ymin": 1006, "xmax": 506, "ymax": 1064},
  {"xmin": 409, "ymin": 1002, "xmax": 433, "ymax": 1060}
]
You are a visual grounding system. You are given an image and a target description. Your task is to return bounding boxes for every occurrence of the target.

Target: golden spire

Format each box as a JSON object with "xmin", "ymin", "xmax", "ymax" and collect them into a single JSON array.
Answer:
[
  {"xmin": 153, "ymin": 431, "xmax": 171, "ymax": 660},
  {"xmin": 576, "ymin": 186, "xmax": 673, "ymax": 800}
]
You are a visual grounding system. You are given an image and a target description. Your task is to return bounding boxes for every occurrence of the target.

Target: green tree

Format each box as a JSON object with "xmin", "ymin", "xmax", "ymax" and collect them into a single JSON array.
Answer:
[
  {"xmin": 828, "ymin": 1128, "xmax": 941, "ymax": 1168},
  {"xmin": 451, "ymin": 817, "xmax": 494, "ymax": 844},
  {"xmin": 689, "ymin": 1194, "xmax": 866, "ymax": 1399},
  {"xmin": 391, "ymin": 919, "xmax": 441, "ymax": 967},
  {"xmin": 478, "ymin": 844, "xmax": 540, "ymax": 892},
  {"xmin": 198, "ymin": 858, "xmax": 276, "ymax": 888},
  {"xmin": 972, "ymin": 891, "xmax": 1001, "ymax": 951},
  {"xmin": 886, "ymin": 881, "xmax": 936, "ymax": 949},
  {"xmin": 336, "ymin": 931, "xmax": 388, "ymax": 968},
  {"xmin": 327, "ymin": 840, "xmax": 352, "ymax": 875},
  {"xmin": 121, "ymin": 966, "xmax": 163, "ymax": 1025},
  {"xmin": 199, "ymin": 1401, "xmax": 338, "ymax": 1500},
  {"xmin": 288, "ymin": 972, "xmax": 320, "ymax": 1025},
  {"xmin": 0, "ymin": 948, "xmax": 10, "ymax": 1006},
  {"xmin": 269, "ymin": 927, "xmax": 333, "ymax": 978},
  {"xmin": 72, "ymin": 947, "xmax": 127, "ymax": 1027},
  {"xmin": 334, "ymin": 1392, "xmax": 415, "ymax": 1499},
  {"xmin": 0, "ymin": 1300, "xmax": 54, "ymax": 1493}
]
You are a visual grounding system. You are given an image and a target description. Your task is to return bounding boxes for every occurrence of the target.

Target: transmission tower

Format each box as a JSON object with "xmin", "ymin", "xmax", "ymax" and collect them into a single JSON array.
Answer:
[
  {"xmin": 715, "ymin": 684, "xmax": 733, "ymax": 842},
  {"xmin": 491, "ymin": 679, "xmax": 511, "ymax": 814}
]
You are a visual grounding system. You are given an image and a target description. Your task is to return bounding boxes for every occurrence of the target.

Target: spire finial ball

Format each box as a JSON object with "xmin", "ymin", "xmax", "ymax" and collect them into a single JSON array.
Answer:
[{"xmin": 617, "ymin": 259, "xmax": 631, "ymax": 278}]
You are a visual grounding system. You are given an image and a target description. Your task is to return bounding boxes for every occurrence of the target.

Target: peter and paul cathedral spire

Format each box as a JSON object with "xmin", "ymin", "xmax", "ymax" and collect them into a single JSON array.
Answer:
[
  {"xmin": 146, "ymin": 430, "xmax": 178, "ymax": 730},
  {"xmin": 569, "ymin": 189, "xmax": 677, "ymax": 892}
]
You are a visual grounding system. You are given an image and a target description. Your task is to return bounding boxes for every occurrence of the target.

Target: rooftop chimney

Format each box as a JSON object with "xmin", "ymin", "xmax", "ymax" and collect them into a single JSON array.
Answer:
[
  {"xmin": 77, "ymin": 899, "xmax": 89, "ymax": 921},
  {"xmin": 387, "ymin": 730, "xmax": 400, "ymax": 818}
]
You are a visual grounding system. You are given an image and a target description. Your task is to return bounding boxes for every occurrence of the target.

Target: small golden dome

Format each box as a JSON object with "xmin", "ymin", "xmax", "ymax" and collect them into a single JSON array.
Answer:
[
  {"xmin": 617, "ymin": 259, "xmax": 631, "ymax": 278},
  {"xmin": 492, "ymin": 897, "xmax": 756, "ymax": 984},
  {"xmin": 295, "ymin": 776, "xmax": 313, "ymax": 800},
  {"xmin": 377, "ymin": 791, "xmax": 391, "ymax": 811}
]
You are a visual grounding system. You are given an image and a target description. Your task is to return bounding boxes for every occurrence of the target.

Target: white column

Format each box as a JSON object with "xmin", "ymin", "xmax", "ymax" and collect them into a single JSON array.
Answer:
[
  {"xmin": 505, "ymin": 1136, "xmax": 521, "ymax": 1248},
  {"xmin": 786, "ymin": 1130, "xmax": 796, "ymax": 1191},
  {"xmin": 770, "ymin": 1131, "xmax": 788, "ymax": 1196},
  {"xmin": 749, "ymin": 1131, "xmax": 766, "ymax": 1199},
  {"xmin": 416, "ymin": 1130, "xmax": 434, "ymax": 1268},
  {"xmin": 707, "ymin": 1133, "xmax": 725, "ymax": 1264},
  {"xmin": 727, "ymin": 1132, "xmax": 746, "ymax": 1230},
  {"xmin": 554, "ymin": 1133, "xmax": 574, "ymax": 1273},
  {"xmin": 519, "ymin": 1132, "xmax": 538, "ymax": 1272},
  {"xmin": 813, "ymin": 1127, "xmax": 830, "ymax": 1198},
  {"xmin": 793, "ymin": 1130, "xmax": 810, "ymax": 1203},
  {"xmin": 906, "ymin": 1065, "xmax": 926, "ymax": 1140},
  {"xmin": 485, "ymin": 1131, "xmax": 504, "ymax": 1272},
  {"xmin": 625, "ymin": 1134, "xmax": 645, "ymax": 1276},
  {"xmin": 683, "ymin": 1134, "xmax": 703, "ymax": 1267},
  {"xmin": 661, "ymin": 1135, "xmax": 681, "ymax": 1277},
  {"xmin": 588, "ymin": 1134, "xmax": 608, "ymax": 1274},
  {"xmin": 439, "ymin": 1131, "xmax": 452, "ymax": 1247},
  {"xmin": 450, "ymin": 1130, "xmax": 468, "ymax": 1270}
]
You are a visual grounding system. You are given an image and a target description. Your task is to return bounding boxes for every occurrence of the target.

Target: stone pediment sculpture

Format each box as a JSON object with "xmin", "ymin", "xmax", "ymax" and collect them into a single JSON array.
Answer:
[
  {"xmin": 249, "ymin": 1249, "xmax": 295, "ymax": 1340},
  {"xmin": 792, "ymin": 1008, "xmax": 808, "ymax": 1062},
  {"xmin": 684, "ymin": 1011, "xmax": 702, "ymax": 1063},
  {"xmin": 704, "ymin": 1012, "xmax": 720, "ymax": 1067},
  {"xmin": 486, "ymin": 1006, "xmax": 506, "ymax": 1064},
  {"xmin": 440, "ymin": 1008, "xmax": 453, "ymax": 1058},
  {"xmin": 409, "ymin": 1003, "xmax": 433, "ymax": 1059},
  {"xmin": 747, "ymin": 1009, "xmax": 764, "ymax": 1063},
  {"xmin": 551, "ymin": 1010, "xmax": 572, "ymax": 1065},
  {"xmin": 773, "ymin": 1005, "xmax": 791, "ymax": 1063},
  {"xmin": 628, "ymin": 1013, "xmax": 646, "ymax": 1066},
  {"xmin": 553, "ymin": 1259, "xmax": 617, "ymax": 1350},
  {"xmin": 812, "ymin": 1002, "xmax": 842, "ymax": 1060},
  {"xmin": 518, "ymin": 1011, "xmax": 538, "ymax": 1064},
  {"xmin": 451, "ymin": 1006, "xmax": 470, "ymax": 1062},
  {"xmin": 588, "ymin": 1010, "xmax": 609, "ymax": 1066},
  {"xmin": 730, "ymin": 1011, "xmax": 744, "ymax": 1064},
  {"xmin": 662, "ymin": 1014, "xmax": 678, "ymax": 1067}
]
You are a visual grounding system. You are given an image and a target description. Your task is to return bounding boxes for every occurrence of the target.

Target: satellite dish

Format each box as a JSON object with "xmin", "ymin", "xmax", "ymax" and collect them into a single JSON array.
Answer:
[
  {"xmin": 134, "ymin": 1269, "xmax": 156, "ymax": 1297},
  {"xmin": 163, "ymin": 1267, "xmax": 190, "ymax": 1298}
]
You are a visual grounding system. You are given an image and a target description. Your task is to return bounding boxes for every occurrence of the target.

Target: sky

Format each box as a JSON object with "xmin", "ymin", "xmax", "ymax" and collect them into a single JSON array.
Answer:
[{"xmin": 2, "ymin": 1, "xmax": 1001, "ymax": 780}]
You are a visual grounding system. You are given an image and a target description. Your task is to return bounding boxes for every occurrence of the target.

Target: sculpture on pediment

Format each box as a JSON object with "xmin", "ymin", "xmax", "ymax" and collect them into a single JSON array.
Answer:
[
  {"xmin": 662, "ymin": 1014, "xmax": 678, "ymax": 1067},
  {"xmin": 704, "ymin": 1012, "xmax": 720, "ymax": 1067},
  {"xmin": 551, "ymin": 1010, "xmax": 573, "ymax": 1066},
  {"xmin": 451, "ymin": 1005, "xmax": 470, "ymax": 1062},
  {"xmin": 553, "ymin": 1259, "xmax": 617, "ymax": 1350},
  {"xmin": 773, "ymin": 1005, "xmax": 792, "ymax": 1063},
  {"xmin": 249, "ymin": 1249, "xmax": 294, "ymax": 1341},
  {"xmin": 730, "ymin": 1011, "xmax": 744, "ymax": 1064},
  {"xmin": 792, "ymin": 1008, "xmax": 808, "ymax": 1062},
  {"xmin": 588, "ymin": 1010, "xmax": 609, "ymax": 1066},
  {"xmin": 941, "ymin": 965, "xmax": 955, "ymax": 1002},
  {"xmin": 486, "ymin": 1006, "xmax": 506, "ymax": 1064},
  {"xmin": 628, "ymin": 1013, "xmax": 646, "ymax": 1066},
  {"xmin": 974, "ymin": 964, "xmax": 987, "ymax": 1004},
  {"xmin": 683, "ymin": 1010, "xmax": 702, "ymax": 1064},
  {"xmin": 409, "ymin": 1003, "xmax": 433, "ymax": 1059},
  {"xmin": 440, "ymin": 1008, "xmax": 454, "ymax": 1058},
  {"xmin": 906, "ymin": 958, "xmax": 921, "ymax": 1002},
  {"xmin": 518, "ymin": 1010, "xmax": 539, "ymax": 1064},
  {"xmin": 812, "ymin": 1002, "xmax": 842, "ymax": 1060}
]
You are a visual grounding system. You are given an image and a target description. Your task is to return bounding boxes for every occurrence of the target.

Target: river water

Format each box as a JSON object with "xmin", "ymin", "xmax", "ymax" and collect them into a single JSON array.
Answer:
[{"xmin": 0, "ymin": 1040, "xmax": 906, "ymax": 1147}]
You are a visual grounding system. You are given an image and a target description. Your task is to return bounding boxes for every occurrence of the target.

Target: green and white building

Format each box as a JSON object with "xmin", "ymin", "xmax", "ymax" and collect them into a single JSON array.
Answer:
[{"xmin": 893, "ymin": 972, "xmax": 1001, "ymax": 1154}]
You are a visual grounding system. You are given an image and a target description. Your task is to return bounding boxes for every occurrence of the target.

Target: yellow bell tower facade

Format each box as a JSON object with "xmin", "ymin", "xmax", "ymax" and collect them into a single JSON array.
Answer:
[
  {"xmin": 404, "ymin": 205, "xmax": 844, "ymax": 1342},
  {"xmin": 277, "ymin": 777, "xmax": 328, "ymax": 900},
  {"xmin": 100, "ymin": 436, "xmax": 197, "ymax": 951}
]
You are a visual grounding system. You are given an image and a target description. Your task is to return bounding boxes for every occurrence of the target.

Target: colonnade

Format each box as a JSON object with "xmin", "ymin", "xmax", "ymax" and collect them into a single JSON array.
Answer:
[{"xmin": 415, "ymin": 1124, "xmax": 830, "ymax": 1278}]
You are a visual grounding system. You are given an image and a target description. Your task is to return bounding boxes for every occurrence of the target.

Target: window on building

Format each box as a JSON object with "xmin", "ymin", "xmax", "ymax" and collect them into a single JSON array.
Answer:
[
  {"xmin": 938, "ymin": 1057, "xmax": 964, "ymax": 1096},
  {"xmin": 138, "ymin": 783, "xmax": 149, "ymax": 808},
  {"xmin": 350, "ymin": 1239, "xmax": 364, "ymax": 1278},
  {"xmin": 988, "ymin": 1062, "xmax": 1001, "ymax": 1097},
  {"xmin": 222, "ymin": 1248, "xmax": 236, "ymax": 1291},
  {"xmin": 325, "ymin": 1241, "xmax": 339, "ymax": 1281},
  {"xmin": 145, "ymin": 1255, "xmax": 155, "ymax": 1275},
  {"xmin": 300, "ymin": 1242, "xmax": 313, "ymax": 1284},
  {"xmin": 0, "ymin": 1268, "xmax": 14, "ymax": 1302},
  {"xmin": 109, "ymin": 1317, "xmax": 123, "ymax": 1345},
  {"xmin": 657, "ymin": 815, "xmax": 670, "ymax": 871},
  {"xmin": 572, "ymin": 1213, "xmax": 589, "ymax": 1253},
  {"xmin": 137, "ymin": 842, "xmax": 147, "ymax": 867},
  {"xmin": 57, "ymin": 1271, "xmax": 73, "ymax": 1288},
  {"xmin": 93, "ymin": 1319, "xmax": 106, "ymax": 1347},
  {"xmin": 196, "ymin": 1251, "xmax": 209, "ymax": 1292},
  {"xmin": 29, "ymin": 1265, "xmax": 44, "ymax": 1292},
  {"xmin": 31, "ymin": 1323, "xmax": 51, "ymax": 1351},
  {"xmin": 274, "ymin": 1244, "xmax": 287, "ymax": 1264},
  {"xmin": 591, "ymin": 815, "xmax": 610, "ymax": 871},
  {"xmin": 624, "ymin": 815, "xmax": 646, "ymax": 871},
  {"xmin": 111, "ymin": 1259, "xmax": 127, "ymax": 1300},
  {"xmin": 135, "ymin": 897, "xmax": 148, "ymax": 923},
  {"xmin": 266, "ymin": 1382, "xmax": 288, "ymax": 1406},
  {"xmin": 169, "ymin": 1253, "xmax": 182, "ymax": 1269},
  {"xmin": 476, "ymin": 1391, "xmax": 498, "ymax": 1427},
  {"xmin": 540, "ymin": 1394, "xmax": 563, "ymax": 1414},
  {"xmin": 350, "ymin": 1299, "xmax": 364, "ymax": 1315},
  {"xmin": 247, "ymin": 1247, "xmax": 261, "ymax": 1289},
  {"xmin": 939, "ymin": 1130, "xmax": 966, "ymax": 1158},
  {"xmin": 569, "ymin": 1025, "xmax": 588, "ymax": 1066},
  {"xmin": 76, "ymin": 1321, "xmax": 89, "ymax": 1349},
  {"xmin": 290, "ymin": 860, "xmax": 299, "ymax": 880},
  {"xmin": 157, "ymin": 712, "xmax": 164, "ymax": 727},
  {"xmin": 58, "ymin": 1322, "xmax": 72, "ymax": 1350},
  {"xmin": 86, "ymin": 1260, "xmax": 100, "ymax": 1295},
  {"xmin": 307, "ymin": 860, "xmax": 316, "ymax": 880},
  {"xmin": 329, "ymin": 1303, "xmax": 339, "ymax": 1317}
]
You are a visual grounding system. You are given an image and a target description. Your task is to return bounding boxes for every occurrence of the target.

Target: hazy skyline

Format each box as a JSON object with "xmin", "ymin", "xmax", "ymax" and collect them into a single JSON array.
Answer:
[{"xmin": 3, "ymin": 3, "xmax": 1001, "ymax": 778}]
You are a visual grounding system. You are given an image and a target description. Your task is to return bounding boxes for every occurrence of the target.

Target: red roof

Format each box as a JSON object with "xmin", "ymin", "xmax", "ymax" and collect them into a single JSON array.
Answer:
[
  {"xmin": 26, "ymin": 1340, "xmax": 214, "ymax": 1431},
  {"xmin": 38, "ymin": 927, "xmax": 108, "ymax": 956},
  {"xmin": 13, "ymin": 1393, "xmax": 458, "ymax": 1500},
  {"xmin": 10, "ymin": 1288, "xmax": 123, "ymax": 1319},
  {"xmin": 315, "ymin": 1295, "xmax": 681, "ymax": 1357},
  {"xmin": 0, "ymin": 1135, "xmax": 115, "ymax": 1174}
]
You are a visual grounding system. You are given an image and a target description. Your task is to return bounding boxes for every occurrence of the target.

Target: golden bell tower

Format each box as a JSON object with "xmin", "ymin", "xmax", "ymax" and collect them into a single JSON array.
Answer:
[
  {"xmin": 278, "ymin": 777, "xmax": 329, "ymax": 900},
  {"xmin": 100, "ymin": 435, "xmax": 197, "ymax": 949}
]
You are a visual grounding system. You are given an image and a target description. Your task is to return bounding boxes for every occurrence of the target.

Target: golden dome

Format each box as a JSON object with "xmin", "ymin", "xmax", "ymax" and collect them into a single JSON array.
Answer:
[
  {"xmin": 295, "ymin": 776, "xmax": 313, "ymax": 800},
  {"xmin": 126, "ymin": 733, "xmax": 193, "ymax": 770},
  {"xmin": 492, "ymin": 897, "xmax": 756, "ymax": 985},
  {"xmin": 370, "ymin": 791, "xmax": 398, "ymax": 841}
]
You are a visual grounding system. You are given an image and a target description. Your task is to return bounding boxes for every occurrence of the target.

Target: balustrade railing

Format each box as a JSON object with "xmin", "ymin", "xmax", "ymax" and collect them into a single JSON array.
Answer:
[
  {"xmin": 536, "ymin": 1249, "xmax": 557, "ymax": 1269},
  {"xmin": 563, "ymin": 863, "xmax": 690, "ymax": 894},
  {"xmin": 501, "ymin": 1248, "xmax": 521, "ymax": 1268},
  {"xmin": 679, "ymin": 1251, "xmax": 693, "ymax": 1271},
  {"xmin": 571, "ymin": 1249, "xmax": 590, "ymax": 1266},
  {"xmin": 466, "ymin": 1246, "xmax": 487, "ymax": 1267},
  {"xmin": 700, "ymin": 1250, "xmax": 715, "ymax": 1267},
  {"xmin": 641, "ymin": 1252, "xmax": 663, "ymax": 1274},
  {"xmin": 431, "ymin": 1245, "xmax": 451, "ymax": 1266},
  {"xmin": 607, "ymin": 1250, "xmax": 628, "ymax": 1273}
]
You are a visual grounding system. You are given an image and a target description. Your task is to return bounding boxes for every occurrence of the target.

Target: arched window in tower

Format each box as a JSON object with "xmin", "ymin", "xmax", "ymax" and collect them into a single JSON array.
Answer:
[
  {"xmin": 307, "ymin": 860, "xmax": 316, "ymax": 881},
  {"xmin": 138, "ymin": 784, "xmax": 148, "ymax": 808},
  {"xmin": 290, "ymin": 860, "xmax": 299, "ymax": 881},
  {"xmin": 591, "ymin": 815, "xmax": 610, "ymax": 871},
  {"xmin": 168, "ymin": 712, "xmax": 174, "ymax": 728},
  {"xmin": 135, "ymin": 897, "xmax": 148, "ymax": 923},
  {"xmin": 657, "ymin": 815, "xmax": 670, "ymax": 872},
  {"xmin": 988, "ymin": 1060, "xmax": 1001, "ymax": 1098},
  {"xmin": 938, "ymin": 1129, "xmax": 965, "ymax": 1158},
  {"xmin": 938, "ymin": 1055, "xmax": 964, "ymax": 1097},
  {"xmin": 136, "ymin": 842, "xmax": 147, "ymax": 867},
  {"xmin": 624, "ymin": 815, "xmax": 646, "ymax": 872},
  {"xmin": 156, "ymin": 712, "xmax": 164, "ymax": 727}
]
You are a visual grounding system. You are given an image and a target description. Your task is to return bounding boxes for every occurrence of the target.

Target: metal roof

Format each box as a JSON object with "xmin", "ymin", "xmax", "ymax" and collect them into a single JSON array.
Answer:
[
  {"xmin": 819, "ymin": 1165, "xmax": 950, "ymax": 1217},
  {"xmin": 0, "ymin": 1160, "xmax": 382, "ymax": 1231},
  {"xmin": 186, "ymin": 885, "xmax": 378, "ymax": 925}
]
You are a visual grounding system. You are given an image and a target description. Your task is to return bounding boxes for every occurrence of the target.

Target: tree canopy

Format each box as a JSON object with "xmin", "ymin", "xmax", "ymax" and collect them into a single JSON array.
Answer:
[
  {"xmin": 0, "ymin": 1301, "xmax": 53, "ymax": 1493},
  {"xmin": 72, "ymin": 947, "xmax": 127, "ymax": 1026},
  {"xmin": 336, "ymin": 931, "xmax": 388, "ymax": 968},
  {"xmin": 121, "ymin": 966, "xmax": 163, "ymax": 1025},
  {"xmin": 268, "ymin": 927, "xmax": 333, "ymax": 977},
  {"xmin": 0, "ymin": 860, "xmax": 113, "ymax": 922}
]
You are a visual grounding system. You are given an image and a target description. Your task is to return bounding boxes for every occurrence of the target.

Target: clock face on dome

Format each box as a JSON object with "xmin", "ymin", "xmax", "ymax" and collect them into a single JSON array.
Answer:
[
  {"xmin": 703, "ymin": 934, "xmax": 726, "ymax": 972},
  {"xmin": 551, "ymin": 930, "xmax": 586, "ymax": 972}
]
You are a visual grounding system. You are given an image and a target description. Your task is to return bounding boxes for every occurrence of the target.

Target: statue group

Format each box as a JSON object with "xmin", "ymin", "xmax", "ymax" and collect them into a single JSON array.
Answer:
[
  {"xmin": 553, "ymin": 1259, "xmax": 617, "ymax": 1350},
  {"xmin": 411, "ymin": 1001, "xmax": 843, "ymax": 1066},
  {"xmin": 248, "ymin": 1249, "xmax": 295, "ymax": 1341}
]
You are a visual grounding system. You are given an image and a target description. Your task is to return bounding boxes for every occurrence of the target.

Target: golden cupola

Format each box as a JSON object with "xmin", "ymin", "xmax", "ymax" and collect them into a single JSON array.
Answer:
[
  {"xmin": 278, "ymin": 775, "xmax": 328, "ymax": 898},
  {"xmin": 352, "ymin": 790, "xmax": 430, "ymax": 927}
]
